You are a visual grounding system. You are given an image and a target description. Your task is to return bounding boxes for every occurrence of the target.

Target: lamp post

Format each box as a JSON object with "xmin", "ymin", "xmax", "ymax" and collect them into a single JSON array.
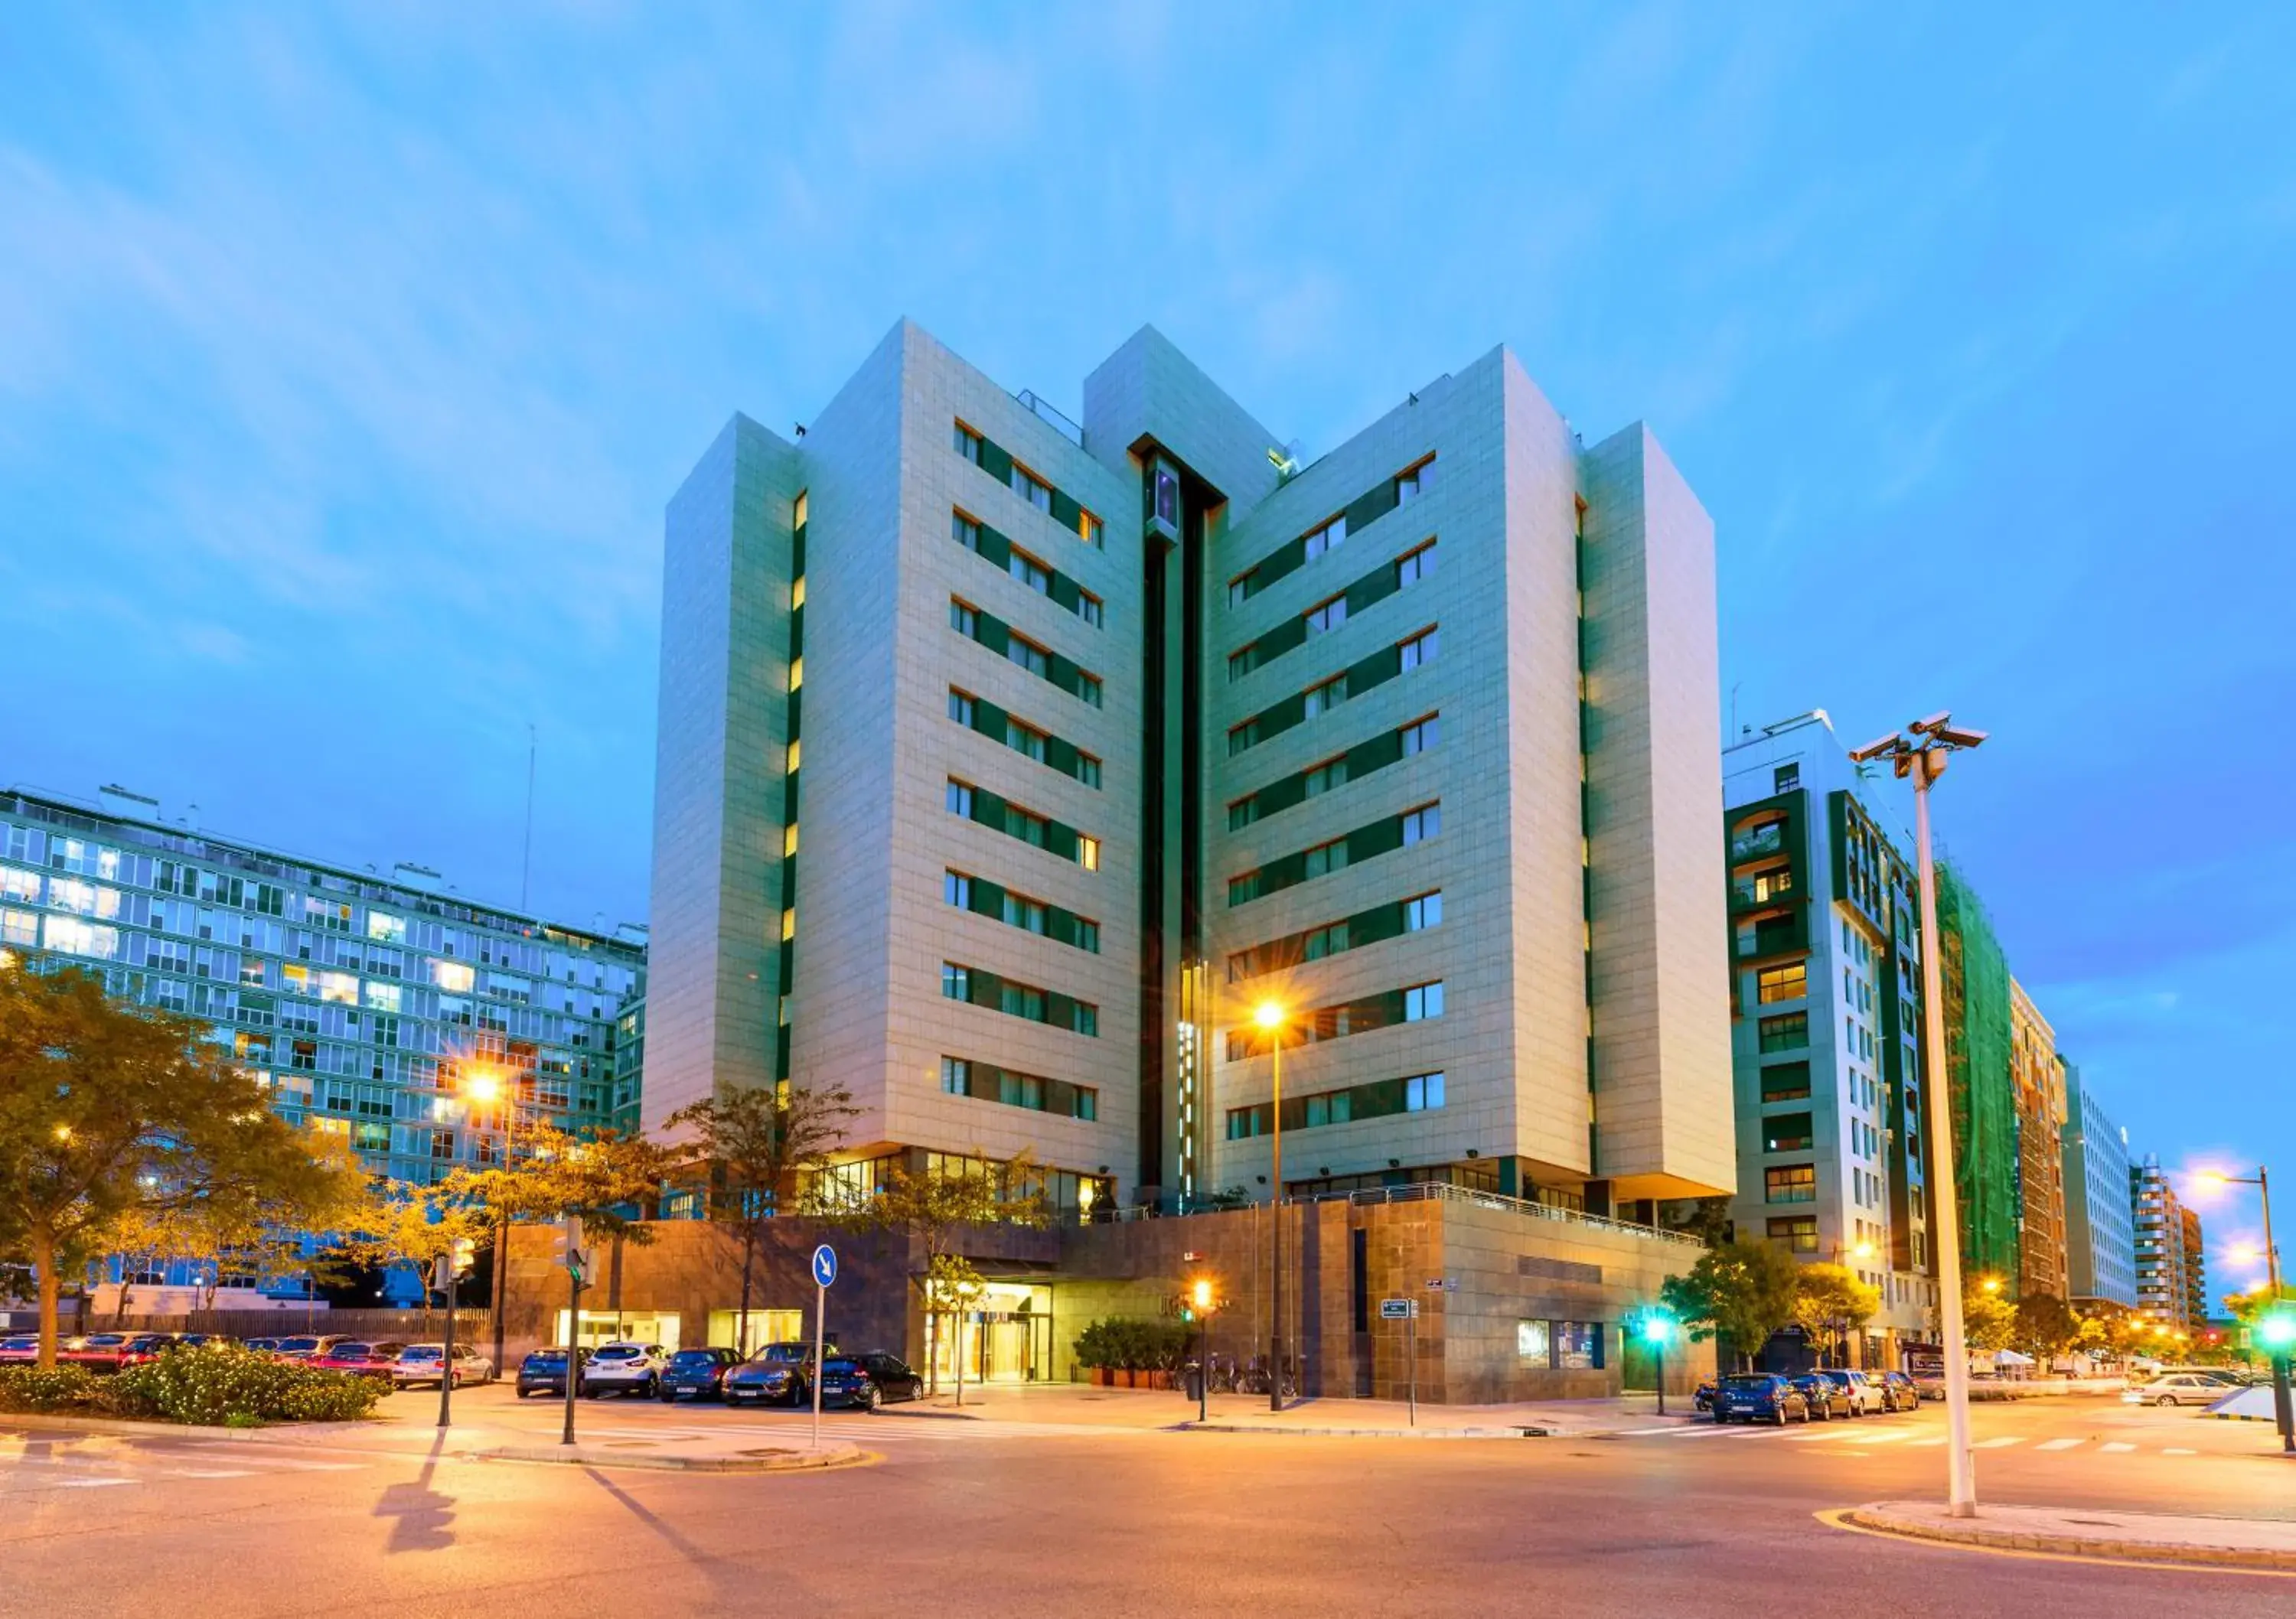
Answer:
[
  {"xmin": 1254, "ymin": 1000, "xmax": 1288, "ymax": 1412},
  {"xmin": 2193, "ymin": 1165, "xmax": 2290, "ymax": 1454},
  {"xmin": 1642, "ymin": 1311, "xmax": 1675, "ymax": 1416},
  {"xmin": 465, "ymin": 1064, "xmax": 520, "ymax": 1380},
  {"xmin": 1849, "ymin": 712, "xmax": 1987, "ymax": 1518},
  {"xmin": 1191, "ymin": 1278, "xmax": 1215, "ymax": 1423}
]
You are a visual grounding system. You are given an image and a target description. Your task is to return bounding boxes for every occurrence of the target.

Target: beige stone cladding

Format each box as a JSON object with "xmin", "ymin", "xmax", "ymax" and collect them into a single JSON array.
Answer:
[
  {"xmin": 1057, "ymin": 1195, "xmax": 1713, "ymax": 1401},
  {"xmin": 864, "ymin": 323, "xmax": 1143, "ymax": 1193},
  {"xmin": 1577, "ymin": 425, "xmax": 1734, "ymax": 1199},
  {"xmin": 643, "ymin": 413, "xmax": 800, "ymax": 1132}
]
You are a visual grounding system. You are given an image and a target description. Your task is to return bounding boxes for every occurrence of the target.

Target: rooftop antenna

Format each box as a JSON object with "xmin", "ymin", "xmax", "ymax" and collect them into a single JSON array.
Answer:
[{"xmin": 519, "ymin": 724, "xmax": 536, "ymax": 911}]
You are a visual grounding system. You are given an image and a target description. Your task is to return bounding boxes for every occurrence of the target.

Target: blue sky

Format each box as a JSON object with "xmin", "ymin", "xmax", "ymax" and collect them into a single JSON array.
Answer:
[{"xmin": 5, "ymin": 5, "xmax": 2291, "ymax": 1274}]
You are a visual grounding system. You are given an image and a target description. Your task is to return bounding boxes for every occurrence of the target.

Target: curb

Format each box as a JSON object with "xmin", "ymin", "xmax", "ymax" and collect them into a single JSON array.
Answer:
[
  {"xmin": 1841, "ymin": 1506, "xmax": 2296, "ymax": 1572},
  {"xmin": 1178, "ymin": 1420, "xmax": 1551, "ymax": 1439},
  {"xmin": 463, "ymin": 1440, "xmax": 863, "ymax": 1474},
  {"xmin": 0, "ymin": 1411, "xmax": 378, "ymax": 1445}
]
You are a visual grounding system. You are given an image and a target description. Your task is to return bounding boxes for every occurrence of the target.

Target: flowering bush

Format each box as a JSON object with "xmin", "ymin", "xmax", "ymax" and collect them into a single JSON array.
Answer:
[
  {"xmin": 0, "ymin": 1347, "xmax": 383, "ymax": 1425},
  {"xmin": 0, "ymin": 1364, "xmax": 103, "ymax": 1412}
]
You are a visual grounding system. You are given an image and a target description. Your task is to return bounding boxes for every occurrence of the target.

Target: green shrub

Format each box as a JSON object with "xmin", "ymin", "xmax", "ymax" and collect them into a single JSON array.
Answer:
[
  {"xmin": 1071, "ymin": 1317, "xmax": 1195, "ymax": 1372},
  {"xmin": 106, "ymin": 1346, "xmax": 385, "ymax": 1425},
  {"xmin": 0, "ymin": 1363, "xmax": 103, "ymax": 1413}
]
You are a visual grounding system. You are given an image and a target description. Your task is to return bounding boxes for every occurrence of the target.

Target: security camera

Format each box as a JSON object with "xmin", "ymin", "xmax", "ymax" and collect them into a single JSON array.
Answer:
[
  {"xmin": 1908, "ymin": 711, "xmax": 1952, "ymax": 736},
  {"xmin": 1932, "ymin": 725, "xmax": 1988, "ymax": 750},
  {"xmin": 1848, "ymin": 734, "xmax": 1904, "ymax": 764}
]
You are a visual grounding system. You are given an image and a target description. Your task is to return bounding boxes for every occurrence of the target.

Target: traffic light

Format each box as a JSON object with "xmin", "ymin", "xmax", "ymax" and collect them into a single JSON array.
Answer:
[
  {"xmin": 1641, "ymin": 1311, "xmax": 1675, "ymax": 1344},
  {"xmin": 2257, "ymin": 1311, "xmax": 2296, "ymax": 1352},
  {"xmin": 449, "ymin": 1236, "xmax": 476, "ymax": 1278},
  {"xmin": 550, "ymin": 1216, "xmax": 587, "ymax": 1287}
]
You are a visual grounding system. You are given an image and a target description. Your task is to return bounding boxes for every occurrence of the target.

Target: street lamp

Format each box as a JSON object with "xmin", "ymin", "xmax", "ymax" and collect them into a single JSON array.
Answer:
[
  {"xmin": 1190, "ymin": 1278, "xmax": 1215, "ymax": 1422},
  {"xmin": 2192, "ymin": 1165, "xmax": 2289, "ymax": 1454},
  {"xmin": 1849, "ymin": 712, "xmax": 1987, "ymax": 1519},
  {"xmin": 1254, "ymin": 999, "xmax": 1288, "ymax": 1412},
  {"xmin": 461, "ymin": 1061, "xmax": 520, "ymax": 1380}
]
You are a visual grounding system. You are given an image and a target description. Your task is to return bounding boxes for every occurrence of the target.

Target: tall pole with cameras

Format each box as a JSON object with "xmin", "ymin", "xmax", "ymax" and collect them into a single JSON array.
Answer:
[{"xmin": 1850, "ymin": 712, "xmax": 1988, "ymax": 1518}]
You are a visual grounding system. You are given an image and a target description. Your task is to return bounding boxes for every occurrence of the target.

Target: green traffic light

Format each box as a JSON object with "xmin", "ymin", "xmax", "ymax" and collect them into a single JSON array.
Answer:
[
  {"xmin": 2258, "ymin": 1311, "xmax": 2296, "ymax": 1351},
  {"xmin": 1641, "ymin": 1314, "xmax": 1673, "ymax": 1344}
]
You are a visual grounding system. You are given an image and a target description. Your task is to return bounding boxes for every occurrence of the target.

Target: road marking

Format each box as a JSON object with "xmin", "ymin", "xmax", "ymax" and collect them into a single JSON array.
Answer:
[
  {"xmin": 1787, "ymin": 1427, "xmax": 1864, "ymax": 1441},
  {"xmin": 2100, "ymin": 1442, "xmax": 2136, "ymax": 1453},
  {"xmin": 1844, "ymin": 1430, "xmax": 1910, "ymax": 1444},
  {"xmin": 2164, "ymin": 1447, "xmax": 2197, "ymax": 1455},
  {"xmin": 171, "ymin": 1468, "xmax": 255, "ymax": 1479},
  {"xmin": 2034, "ymin": 1438, "xmax": 2085, "ymax": 1451},
  {"xmin": 1972, "ymin": 1436, "xmax": 2024, "ymax": 1448},
  {"xmin": 1905, "ymin": 1437, "xmax": 1947, "ymax": 1446},
  {"xmin": 54, "ymin": 1477, "xmax": 135, "ymax": 1489}
]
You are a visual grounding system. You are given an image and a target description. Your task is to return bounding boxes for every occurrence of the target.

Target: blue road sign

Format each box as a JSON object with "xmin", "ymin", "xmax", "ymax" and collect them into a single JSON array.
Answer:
[{"xmin": 811, "ymin": 1244, "xmax": 838, "ymax": 1288}]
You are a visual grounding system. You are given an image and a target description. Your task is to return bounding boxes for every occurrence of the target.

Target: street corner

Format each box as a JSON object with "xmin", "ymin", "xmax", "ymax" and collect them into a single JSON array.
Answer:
[
  {"xmin": 461, "ymin": 1439, "xmax": 867, "ymax": 1475},
  {"xmin": 1825, "ymin": 1501, "xmax": 2296, "ymax": 1575}
]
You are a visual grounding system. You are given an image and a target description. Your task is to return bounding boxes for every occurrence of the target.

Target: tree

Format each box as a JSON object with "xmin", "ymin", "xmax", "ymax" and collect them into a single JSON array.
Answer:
[
  {"xmin": 336, "ymin": 1180, "xmax": 490, "ymax": 1332},
  {"xmin": 0, "ymin": 963, "xmax": 361, "ymax": 1365},
  {"xmin": 1658, "ymin": 1196, "xmax": 1734, "ymax": 1249},
  {"xmin": 1954, "ymin": 1281, "xmax": 2020, "ymax": 1354},
  {"xmin": 1789, "ymin": 1263, "xmax": 1882, "ymax": 1368},
  {"xmin": 836, "ymin": 1152, "xmax": 1049, "ymax": 1398},
  {"xmin": 2013, "ymin": 1292, "xmax": 2081, "ymax": 1364},
  {"xmin": 1658, "ymin": 1239, "xmax": 1801, "ymax": 1370},
  {"xmin": 662, "ymin": 1083, "xmax": 858, "ymax": 1356}
]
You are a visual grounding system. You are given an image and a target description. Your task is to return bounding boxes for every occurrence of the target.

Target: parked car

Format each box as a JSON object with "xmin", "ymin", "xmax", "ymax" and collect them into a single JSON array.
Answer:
[
  {"xmin": 657, "ymin": 1347, "xmax": 743, "ymax": 1402},
  {"xmin": 60, "ymin": 1332, "xmax": 139, "ymax": 1371},
  {"xmin": 390, "ymin": 1343, "xmax": 493, "ymax": 1389},
  {"xmin": 269, "ymin": 1334, "xmax": 349, "ymax": 1362},
  {"xmin": 810, "ymin": 1357, "xmax": 884, "ymax": 1411},
  {"xmin": 1790, "ymin": 1373, "xmax": 1855, "ymax": 1421},
  {"xmin": 1815, "ymin": 1369, "xmax": 1887, "ymax": 1415},
  {"xmin": 2131, "ymin": 1365, "xmax": 2250, "ymax": 1387},
  {"xmin": 1877, "ymin": 1370, "xmax": 1922, "ymax": 1412},
  {"xmin": 856, "ymin": 1352, "xmax": 925, "ymax": 1405},
  {"xmin": 517, "ymin": 1347, "xmax": 584, "ymax": 1399},
  {"xmin": 2123, "ymin": 1373, "xmax": 2229, "ymax": 1408},
  {"xmin": 243, "ymin": 1337, "xmax": 282, "ymax": 1355},
  {"xmin": 115, "ymin": 1333, "xmax": 183, "ymax": 1367},
  {"xmin": 306, "ymin": 1341, "xmax": 407, "ymax": 1383},
  {"xmin": 0, "ymin": 1334, "xmax": 44, "ymax": 1364},
  {"xmin": 175, "ymin": 1334, "xmax": 239, "ymax": 1350},
  {"xmin": 579, "ymin": 1342, "xmax": 669, "ymax": 1398},
  {"xmin": 723, "ymin": 1341, "xmax": 823, "ymax": 1407},
  {"xmin": 1691, "ymin": 1376, "xmax": 1718, "ymax": 1413},
  {"xmin": 1712, "ymin": 1373, "xmax": 1810, "ymax": 1425}
]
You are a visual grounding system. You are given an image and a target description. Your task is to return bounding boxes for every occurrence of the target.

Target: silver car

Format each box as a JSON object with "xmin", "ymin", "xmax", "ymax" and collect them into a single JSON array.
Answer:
[
  {"xmin": 1815, "ymin": 1368, "xmax": 1889, "ymax": 1415},
  {"xmin": 579, "ymin": 1341, "xmax": 668, "ymax": 1397},
  {"xmin": 390, "ymin": 1342, "xmax": 495, "ymax": 1389},
  {"xmin": 2123, "ymin": 1373, "xmax": 2228, "ymax": 1407}
]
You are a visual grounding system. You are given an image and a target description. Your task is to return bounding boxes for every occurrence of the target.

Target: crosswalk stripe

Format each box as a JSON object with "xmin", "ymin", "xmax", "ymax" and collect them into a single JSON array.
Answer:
[
  {"xmin": 1972, "ymin": 1436, "xmax": 2024, "ymax": 1449},
  {"xmin": 2164, "ymin": 1447, "xmax": 2197, "ymax": 1455},
  {"xmin": 1844, "ymin": 1430, "xmax": 1909, "ymax": 1444},
  {"xmin": 2035, "ymin": 1438, "xmax": 2084, "ymax": 1451},
  {"xmin": 2100, "ymin": 1441, "xmax": 2136, "ymax": 1453},
  {"xmin": 171, "ymin": 1468, "xmax": 255, "ymax": 1479},
  {"xmin": 1786, "ymin": 1427, "xmax": 1863, "ymax": 1441},
  {"xmin": 55, "ymin": 1477, "xmax": 135, "ymax": 1489},
  {"xmin": 1905, "ymin": 1436, "xmax": 1948, "ymax": 1446}
]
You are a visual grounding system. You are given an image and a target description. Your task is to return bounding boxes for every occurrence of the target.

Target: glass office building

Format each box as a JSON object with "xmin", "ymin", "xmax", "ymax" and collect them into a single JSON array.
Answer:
[{"xmin": 1, "ymin": 784, "xmax": 646, "ymax": 1185}]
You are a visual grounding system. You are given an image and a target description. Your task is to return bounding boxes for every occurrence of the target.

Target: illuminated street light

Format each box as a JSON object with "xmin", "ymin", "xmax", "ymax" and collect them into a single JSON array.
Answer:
[
  {"xmin": 464, "ymin": 1067, "xmax": 502, "ymax": 1106},
  {"xmin": 1189, "ymin": 1278, "xmax": 1215, "ymax": 1422},
  {"xmin": 1847, "ymin": 711, "xmax": 1986, "ymax": 1518},
  {"xmin": 1254, "ymin": 1000, "xmax": 1290, "ymax": 1412},
  {"xmin": 1641, "ymin": 1310, "xmax": 1677, "ymax": 1415},
  {"xmin": 1981, "ymin": 1276, "xmax": 2001, "ymax": 1295}
]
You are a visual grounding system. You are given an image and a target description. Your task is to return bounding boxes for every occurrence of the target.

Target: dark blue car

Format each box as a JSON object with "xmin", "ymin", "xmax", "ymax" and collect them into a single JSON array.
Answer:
[
  {"xmin": 657, "ymin": 1347, "xmax": 742, "ymax": 1402},
  {"xmin": 1712, "ymin": 1373, "xmax": 1810, "ymax": 1425}
]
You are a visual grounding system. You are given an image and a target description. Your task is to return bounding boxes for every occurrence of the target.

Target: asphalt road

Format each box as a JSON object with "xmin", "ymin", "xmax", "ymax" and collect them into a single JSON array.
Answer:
[{"xmin": 2, "ymin": 1394, "xmax": 2288, "ymax": 1617}]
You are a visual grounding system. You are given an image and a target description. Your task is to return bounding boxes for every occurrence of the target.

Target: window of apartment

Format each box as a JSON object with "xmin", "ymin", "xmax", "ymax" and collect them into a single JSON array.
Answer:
[
  {"xmin": 1399, "ymin": 626, "xmax": 1439, "ymax": 670},
  {"xmin": 1401, "ymin": 804, "xmax": 1440, "ymax": 845},
  {"xmin": 1005, "ymin": 803, "xmax": 1049, "ymax": 846},
  {"xmin": 941, "ymin": 1056, "xmax": 970, "ymax": 1095},
  {"xmin": 1013, "ymin": 464, "xmax": 1053, "ymax": 513},
  {"xmin": 1768, "ymin": 1216, "xmax": 1819, "ymax": 1253},
  {"xmin": 951, "ymin": 599, "xmax": 979, "ymax": 637},
  {"xmin": 1000, "ymin": 982, "xmax": 1046, "ymax": 1021},
  {"xmin": 948, "ymin": 689, "xmax": 977, "ymax": 726},
  {"xmin": 1403, "ymin": 982, "xmax": 1444, "ymax": 1021},
  {"xmin": 1305, "ymin": 595, "xmax": 1348, "ymax": 636},
  {"xmin": 1009, "ymin": 548, "xmax": 1052, "ymax": 594},
  {"xmin": 953, "ymin": 510, "xmax": 982, "ymax": 552},
  {"xmin": 1757, "ymin": 1011, "xmax": 1807, "ymax": 1051},
  {"xmin": 1303, "ymin": 919, "xmax": 1350, "ymax": 960},
  {"xmin": 1228, "ymin": 718, "xmax": 1262, "ymax": 757},
  {"xmin": 1400, "ymin": 715, "xmax": 1439, "ymax": 756},
  {"xmin": 941, "ymin": 963, "xmax": 970, "ymax": 1003},
  {"xmin": 1002, "ymin": 891, "xmax": 1045, "ymax": 933},
  {"xmin": 1304, "ymin": 837, "xmax": 1348, "ymax": 879},
  {"xmin": 1395, "ymin": 457, "xmax": 1437, "ymax": 503},
  {"xmin": 1760, "ymin": 1061, "xmax": 1812, "ymax": 1103},
  {"xmin": 1078, "ymin": 511, "xmax": 1104, "ymax": 548},
  {"xmin": 1078, "ymin": 836, "xmax": 1101, "ymax": 871},
  {"xmin": 1404, "ymin": 1071, "xmax": 1446, "ymax": 1111},
  {"xmin": 1773, "ymin": 763, "xmax": 1801, "ymax": 793},
  {"xmin": 954, "ymin": 423, "xmax": 983, "ymax": 464},
  {"xmin": 944, "ymin": 871, "xmax": 973, "ymax": 909},
  {"xmin": 1077, "ymin": 752, "xmax": 1103, "ymax": 789},
  {"xmin": 945, "ymin": 780, "xmax": 975, "ymax": 818},
  {"xmin": 1304, "ymin": 672, "xmax": 1347, "ymax": 717},
  {"xmin": 1303, "ymin": 757, "xmax": 1348, "ymax": 799},
  {"xmin": 1304, "ymin": 513, "xmax": 1347, "ymax": 560},
  {"xmin": 1078, "ymin": 590, "xmax": 1104, "ymax": 628},
  {"xmin": 1078, "ymin": 672, "xmax": 1103, "ymax": 708},
  {"xmin": 1763, "ymin": 1112, "xmax": 1814, "ymax": 1154},
  {"xmin": 1756, "ymin": 963, "xmax": 1807, "ymax": 1004},
  {"xmin": 1074, "ymin": 917, "xmax": 1100, "ymax": 952},
  {"xmin": 1404, "ymin": 891, "xmax": 1443, "ymax": 932},
  {"xmin": 1765, "ymin": 1165, "xmax": 1817, "ymax": 1204},
  {"xmin": 1006, "ymin": 634, "xmax": 1051, "ymax": 679},
  {"xmin": 1006, "ymin": 718, "xmax": 1049, "ymax": 763},
  {"xmin": 1395, "ymin": 539, "xmax": 1437, "ymax": 587}
]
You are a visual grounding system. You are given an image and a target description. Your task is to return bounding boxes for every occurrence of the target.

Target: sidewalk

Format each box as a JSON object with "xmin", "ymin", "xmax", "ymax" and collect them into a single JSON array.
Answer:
[
  {"xmin": 876, "ymin": 1380, "xmax": 1701, "ymax": 1438},
  {"xmin": 1844, "ymin": 1500, "xmax": 2296, "ymax": 1572}
]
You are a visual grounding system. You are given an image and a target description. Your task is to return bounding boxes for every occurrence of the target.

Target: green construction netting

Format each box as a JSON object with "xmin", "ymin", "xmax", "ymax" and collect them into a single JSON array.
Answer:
[{"xmin": 1939, "ymin": 863, "xmax": 2021, "ymax": 1285}]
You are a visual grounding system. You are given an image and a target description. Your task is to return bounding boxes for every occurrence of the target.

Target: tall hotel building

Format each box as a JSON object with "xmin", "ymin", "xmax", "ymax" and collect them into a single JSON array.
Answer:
[
  {"xmin": 647, "ymin": 321, "xmax": 1733, "ymax": 1222},
  {"xmin": 2060, "ymin": 1068, "xmax": 2137, "ymax": 1310},
  {"xmin": 1720, "ymin": 714, "xmax": 1937, "ymax": 1360},
  {"xmin": 0, "ymin": 785, "xmax": 647, "ymax": 1189}
]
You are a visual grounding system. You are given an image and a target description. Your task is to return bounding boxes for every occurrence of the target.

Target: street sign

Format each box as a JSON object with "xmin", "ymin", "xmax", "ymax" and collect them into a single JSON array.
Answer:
[
  {"xmin": 811, "ymin": 1244, "xmax": 838, "ymax": 1288},
  {"xmin": 1423, "ymin": 1277, "xmax": 1458, "ymax": 1292},
  {"xmin": 1379, "ymin": 1298, "xmax": 1414, "ymax": 1320}
]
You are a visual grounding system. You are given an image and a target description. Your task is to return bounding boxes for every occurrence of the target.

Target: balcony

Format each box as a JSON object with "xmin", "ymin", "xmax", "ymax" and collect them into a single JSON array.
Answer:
[
  {"xmin": 1731, "ymin": 866, "xmax": 1795, "ymax": 907},
  {"xmin": 1730, "ymin": 821, "xmax": 1786, "ymax": 862}
]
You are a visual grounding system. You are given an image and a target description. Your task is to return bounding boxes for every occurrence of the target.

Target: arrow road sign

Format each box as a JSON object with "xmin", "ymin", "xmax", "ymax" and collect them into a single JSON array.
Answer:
[{"xmin": 811, "ymin": 1244, "xmax": 838, "ymax": 1288}]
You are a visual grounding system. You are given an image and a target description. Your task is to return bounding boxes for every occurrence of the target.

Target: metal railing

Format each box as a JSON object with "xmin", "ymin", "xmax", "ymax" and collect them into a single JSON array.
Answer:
[
  {"xmin": 1097, "ymin": 1180, "xmax": 1702, "ymax": 1246},
  {"xmin": 1014, "ymin": 389, "xmax": 1084, "ymax": 448}
]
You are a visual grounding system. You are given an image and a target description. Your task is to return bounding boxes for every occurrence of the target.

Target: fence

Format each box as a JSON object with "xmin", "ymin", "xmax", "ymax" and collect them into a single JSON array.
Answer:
[{"xmin": 2, "ymin": 1305, "xmax": 491, "ymax": 1342}]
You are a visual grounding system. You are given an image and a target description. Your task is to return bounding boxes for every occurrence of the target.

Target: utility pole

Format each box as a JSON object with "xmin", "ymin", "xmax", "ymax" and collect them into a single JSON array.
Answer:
[{"xmin": 560, "ymin": 1215, "xmax": 585, "ymax": 1448}]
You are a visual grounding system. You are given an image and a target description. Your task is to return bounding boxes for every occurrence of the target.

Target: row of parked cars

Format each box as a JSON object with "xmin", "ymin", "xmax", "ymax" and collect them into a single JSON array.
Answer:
[
  {"xmin": 2121, "ymin": 1366, "xmax": 2257, "ymax": 1406},
  {"xmin": 1698, "ymin": 1367, "xmax": 1922, "ymax": 1425},
  {"xmin": 514, "ymin": 1340, "xmax": 925, "ymax": 1412},
  {"xmin": 0, "ymin": 1331, "xmax": 492, "ymax": 1390}
]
